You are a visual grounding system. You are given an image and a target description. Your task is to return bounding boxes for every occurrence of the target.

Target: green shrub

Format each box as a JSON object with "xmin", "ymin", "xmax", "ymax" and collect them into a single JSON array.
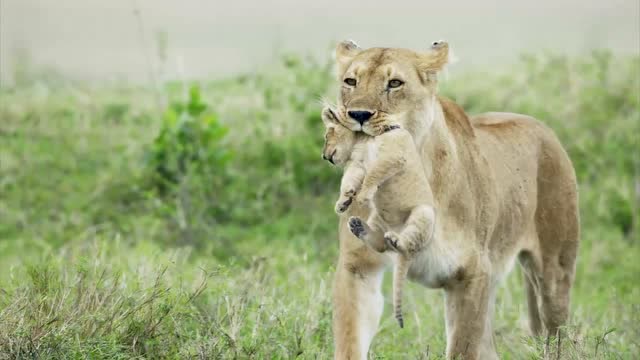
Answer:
[{"xmin": 146, "ymin": 85, "xmax": 232, "ymax": 189}]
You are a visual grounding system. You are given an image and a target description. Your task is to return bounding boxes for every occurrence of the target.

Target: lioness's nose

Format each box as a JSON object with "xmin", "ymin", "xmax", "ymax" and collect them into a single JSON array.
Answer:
[{"xmin": 348, "ymin": 110, "xmax": 374, "ymax": 125}]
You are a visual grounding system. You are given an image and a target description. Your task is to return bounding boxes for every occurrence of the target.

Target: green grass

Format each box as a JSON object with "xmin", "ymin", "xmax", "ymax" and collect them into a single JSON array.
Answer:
[{"xmin": 0, "ymin": 51, "xmax": 639, "ymax": 359}]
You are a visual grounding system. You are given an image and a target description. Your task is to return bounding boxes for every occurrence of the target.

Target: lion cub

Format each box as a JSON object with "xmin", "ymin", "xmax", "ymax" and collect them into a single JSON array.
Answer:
[{"xmin": 321, "ymin": 107, "xmax": 436, "ymax": 328}]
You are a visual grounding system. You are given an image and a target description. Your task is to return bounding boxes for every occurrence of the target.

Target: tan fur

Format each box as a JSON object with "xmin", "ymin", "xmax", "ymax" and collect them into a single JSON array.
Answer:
[
  {"xmin": 329, "ymin": 41, "xmax": 580, "ymax": 360},
  {"xmin": 321, "ymin": 107, "xmax": 436, "ymax": 329}
]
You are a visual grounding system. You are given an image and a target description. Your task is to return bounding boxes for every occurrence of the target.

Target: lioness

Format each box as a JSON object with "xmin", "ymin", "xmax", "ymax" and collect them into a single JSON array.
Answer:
[
  {"xmin": 329, "ymin": 40, "xmax": 579, "ymax": 360},
  {"xmin": 321, "ymin": 106, "xmax": 436, "ymax": 329}
]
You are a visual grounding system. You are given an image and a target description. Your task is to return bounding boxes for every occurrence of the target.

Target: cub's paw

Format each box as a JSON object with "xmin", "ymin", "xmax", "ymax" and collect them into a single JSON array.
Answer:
[
  {"xmin": 322, "ymin": 106, "xmax": 343, "ymax": 126},
  {"xmin": 348, "ymin": 216, "xmax": 367, "ymax": 239},
  {"xmin": 344, "ymin": 188, "xmax": 357, "ymax": 197},
  {"xmin": 335, "ymin": 196, "xmax": 354, "ymax": 214},
  {"xmin": 384, "ymin": 231, "xmax": 403, "ymax": 253}
]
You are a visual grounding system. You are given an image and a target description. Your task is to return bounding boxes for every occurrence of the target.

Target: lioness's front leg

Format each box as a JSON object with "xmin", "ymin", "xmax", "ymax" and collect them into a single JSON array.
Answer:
[
  {"xmin": 334, "ymin": 216, "xmax": 386, "ymax": 360},
  {"xmin": 444, "ymin": 257, "xmax": 498, "ymax": 360}
]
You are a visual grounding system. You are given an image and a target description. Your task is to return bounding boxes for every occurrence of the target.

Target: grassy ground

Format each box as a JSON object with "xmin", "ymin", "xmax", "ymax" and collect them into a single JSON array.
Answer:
[{"xmin": 0, "ymin": 51, "xmax": 639, "ymax": 359}]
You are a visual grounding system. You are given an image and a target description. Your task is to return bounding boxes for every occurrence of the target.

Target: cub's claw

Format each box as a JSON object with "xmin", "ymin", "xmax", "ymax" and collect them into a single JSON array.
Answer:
[
  {"xmin": 322, "ymin": 106, "xmax": 339, "ymax": 123},
  {"xmin": 384, "ymin": 231, "xmax": 401, "ymax": 252},
  {"xmin": 348, "ymin": 216, "xmax": 367, "ymax": 239},
  {"xmin": 335, "ymin": 196, "xmax": 353, "ymax": 214}
]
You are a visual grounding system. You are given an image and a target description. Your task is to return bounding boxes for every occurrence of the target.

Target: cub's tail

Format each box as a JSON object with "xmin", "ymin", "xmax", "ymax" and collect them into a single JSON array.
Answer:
[{"xmin": 393, "ymin": 255, "xmax": 411, "ymax": 328}]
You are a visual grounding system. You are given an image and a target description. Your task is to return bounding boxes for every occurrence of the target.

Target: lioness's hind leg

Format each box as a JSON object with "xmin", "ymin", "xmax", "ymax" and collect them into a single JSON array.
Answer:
[
  {"xmin": 536, "ymin": 221, "xmax": 578, "ymax": 338},
  {"xmin": 538, "ymin": 246, "xmax": 577, "ymax": 337},
  {"xmin": 519, "ymin": 250, "xmax": 544, "ymax": 337},
  {"xmin": 534, "ymin": 135, "xmax": 580, "ymax": 339}
]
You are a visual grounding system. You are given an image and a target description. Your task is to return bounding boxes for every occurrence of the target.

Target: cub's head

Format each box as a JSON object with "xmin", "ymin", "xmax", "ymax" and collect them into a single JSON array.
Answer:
[
  {"xmin": 321, "ymin": 107, "xmax": 357, "ymax": 167},
  {"xmin": 335, "ymin": 40, "xmax": 451, "ymax": 136}
]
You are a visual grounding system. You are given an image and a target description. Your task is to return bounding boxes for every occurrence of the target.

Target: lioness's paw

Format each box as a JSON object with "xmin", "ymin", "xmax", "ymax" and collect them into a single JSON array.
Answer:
[
  {"xmin": 348, "ymin": 216, "xmax": 367, "ymax": 239},
  {"xmin": 335, "ymin": 196, "xmax": 353, "ymax": 214}
]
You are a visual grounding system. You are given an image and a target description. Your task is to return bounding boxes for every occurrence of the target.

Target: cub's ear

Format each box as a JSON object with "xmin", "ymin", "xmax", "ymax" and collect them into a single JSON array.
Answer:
[
  {"xmin": 419, "ymin": 40, "xmax": 450, "ymax": 73},
  {"xmin": 335, "ymin": 40, "xmax": 362, "ymax": 75},
  {"xmin": 321, "ymin": 106, "xmax": 340, "ymax": 127}
]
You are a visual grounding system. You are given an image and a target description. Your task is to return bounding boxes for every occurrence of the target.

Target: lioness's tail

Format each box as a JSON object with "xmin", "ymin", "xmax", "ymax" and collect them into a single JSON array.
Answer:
[{"xmin": 393, "ymin": 255, "xmax": 410, "ymax": 328}]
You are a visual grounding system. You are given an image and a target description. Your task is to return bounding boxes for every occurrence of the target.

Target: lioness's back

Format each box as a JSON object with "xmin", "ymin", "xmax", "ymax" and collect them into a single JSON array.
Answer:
[{"xmin": 471, "ymin": 111, "xmax": 574, "ymax": 178}]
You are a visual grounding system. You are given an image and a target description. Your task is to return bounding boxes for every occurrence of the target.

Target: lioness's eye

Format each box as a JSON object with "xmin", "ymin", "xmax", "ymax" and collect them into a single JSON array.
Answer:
[
  {"xmin": 388, "ymin": 79, "xmax": 404, "ymax": 88},
  {"xmin": 344, "ymin": 78, "xmax": 357, "ymax": 86}
]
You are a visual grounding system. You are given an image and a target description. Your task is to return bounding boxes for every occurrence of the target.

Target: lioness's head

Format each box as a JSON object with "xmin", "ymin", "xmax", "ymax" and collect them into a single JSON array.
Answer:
[
  {"xmin": 321, "ymin": 107, "xmax": 356, "ymax": 167},
  {"xmin": 334, "ymin": 40, "xmax": 450, "ymax": 136}
]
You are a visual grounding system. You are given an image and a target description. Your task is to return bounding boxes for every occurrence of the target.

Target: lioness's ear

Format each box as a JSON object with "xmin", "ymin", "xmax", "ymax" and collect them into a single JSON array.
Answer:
[
  {"xmin": 335, "ymin": 40, "xmax": 362, "ymax": 75},
  {"xmin": 419, "ymin": 40, "xmax": 450, "ymax": 73}
]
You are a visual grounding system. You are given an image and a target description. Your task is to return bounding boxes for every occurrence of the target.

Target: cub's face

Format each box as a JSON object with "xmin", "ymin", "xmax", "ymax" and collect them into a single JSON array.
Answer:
[
  {"xmin": 321, "ymin": 107, "xmax": 357, "ymax": 167},
  {"xmin": 334, "ymin": 41, "xmax": 450, "ymax": 136}
]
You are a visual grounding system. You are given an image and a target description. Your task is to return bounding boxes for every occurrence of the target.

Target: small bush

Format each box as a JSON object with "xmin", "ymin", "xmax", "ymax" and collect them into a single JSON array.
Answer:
[{"xmin": 146, "ymin": 84, "xmax": 232, "ymax": 189}]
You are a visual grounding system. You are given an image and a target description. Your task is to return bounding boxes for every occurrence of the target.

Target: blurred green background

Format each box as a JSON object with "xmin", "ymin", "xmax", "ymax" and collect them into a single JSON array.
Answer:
[{"xmin": 1, "ymin": 1, "xmax": 639, "ymax": 359}]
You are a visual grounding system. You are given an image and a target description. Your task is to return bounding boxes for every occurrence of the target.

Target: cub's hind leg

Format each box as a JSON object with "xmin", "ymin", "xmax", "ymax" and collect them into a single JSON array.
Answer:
[
  {"xmin": 348, "ymin": 211, "xmax": 388, "ymax": 253},
  {"xmin": 384, "ymin": 205, "xmax": 436, "ymax": 255}
]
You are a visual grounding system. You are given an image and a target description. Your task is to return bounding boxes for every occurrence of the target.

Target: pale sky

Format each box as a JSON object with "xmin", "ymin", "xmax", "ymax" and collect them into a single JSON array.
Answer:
[{"xmin": 1, "ymin": 0, "xmax": 638, "ymax": 85}]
